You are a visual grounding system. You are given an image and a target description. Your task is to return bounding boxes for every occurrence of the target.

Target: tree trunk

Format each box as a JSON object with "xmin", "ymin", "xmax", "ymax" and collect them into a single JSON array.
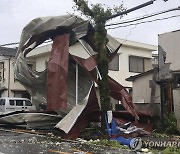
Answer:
[{"xmin": 94, "ymin": 22, "xmax": 111, "ymax": 131}]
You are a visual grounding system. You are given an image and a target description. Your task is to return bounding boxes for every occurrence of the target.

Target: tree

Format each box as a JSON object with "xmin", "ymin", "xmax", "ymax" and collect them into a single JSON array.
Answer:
[{"xmin": 73, "ymin": 0, "xmax": 125, "ymax": 131}]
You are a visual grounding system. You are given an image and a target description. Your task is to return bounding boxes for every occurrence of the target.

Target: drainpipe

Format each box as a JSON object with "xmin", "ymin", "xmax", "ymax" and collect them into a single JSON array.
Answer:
[{"xmin": 8, "ymin": 57, "xmax": 11, "ymax": 97}]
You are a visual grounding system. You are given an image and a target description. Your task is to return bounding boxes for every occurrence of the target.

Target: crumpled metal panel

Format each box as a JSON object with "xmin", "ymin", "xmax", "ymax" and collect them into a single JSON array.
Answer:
[
  {"xmin": 13, "ymin": 15, "xmax": 139, "ymax": 138},
  {"xmin": 47, "ymin": 34, "xmax": 70, "ymax": 110},
  {"xmin": 0, "ymin": 111, "xmax": 62, "ymax": 129},
  {"xmin": 16, "ymin": 15, "xmax": 89, "ymax": 57},
  {"xmin": 57, "ymin": 85, "xmax": 100, "ymax": 140},
  {"xmin": 72, "ymin": 55, "xmax": 139, "ymax": 120},
  {"xmin": 14, "ymin": 15, "xmax": 90, "ymax": 104},
  {"xmin": 109, "ymin": 77, "xmax": 139, "ymax": 120},
  {"xmin": 14, "ymin": 53, "xmax": 47, "ymax": 104}
]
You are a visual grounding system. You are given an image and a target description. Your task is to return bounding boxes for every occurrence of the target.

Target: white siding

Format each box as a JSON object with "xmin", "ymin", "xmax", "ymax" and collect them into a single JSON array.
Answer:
[
  {"xmin": 159, "ymin": 30, "xmax": 180, "ymax": 71},
  {"xmin": 109, "ymin": 44, "xmax": 154, "ymax": 88},
  {"xmin": 132, "ymin": 73, "xmax": 160, "ymax": 104}
]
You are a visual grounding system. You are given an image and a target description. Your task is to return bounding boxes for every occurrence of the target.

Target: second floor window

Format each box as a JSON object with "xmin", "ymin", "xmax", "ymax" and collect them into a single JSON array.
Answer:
[
  {"xmin": 108, "ymin": 54, "xmax": 119, "ymax": 71},
  {"xmin": 129, "ymin": 56, "xmax": 144, "ymax": 73}
]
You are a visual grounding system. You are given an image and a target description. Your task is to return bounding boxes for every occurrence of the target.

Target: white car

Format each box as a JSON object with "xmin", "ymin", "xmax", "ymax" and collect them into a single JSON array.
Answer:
[{"xmin": 0, "ymin": 97, "xmax": 36, "ymax": 112}]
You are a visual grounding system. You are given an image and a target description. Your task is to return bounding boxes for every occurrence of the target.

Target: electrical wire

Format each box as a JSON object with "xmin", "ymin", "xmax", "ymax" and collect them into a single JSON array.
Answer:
[
  {"xmin": 0, "ymin": 7, "xmax": 179, "ymax": 47},
  {"xmin": 107, "ymin": 14, "xmax": 180, "ymax": 30},
  {"xmin": 106, "ymin": 7, "xmax": 180, "ymax": 27}
]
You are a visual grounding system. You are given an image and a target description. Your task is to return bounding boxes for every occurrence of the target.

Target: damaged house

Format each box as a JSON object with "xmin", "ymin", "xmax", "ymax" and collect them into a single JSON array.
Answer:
[
  {"xmin": 0, "ymin": 47, "xmax": 31, "ymax": 98},
  {"xmin": 0, "ymin": 15, "xmax": 156, "ymax": 139},
  {"xmin": 126, "ymin": 29, "xmax": 180, "ymax": 130},
  {"xmin": 26, "ymin": 33, "xmax": 157, "ymax": 109}
]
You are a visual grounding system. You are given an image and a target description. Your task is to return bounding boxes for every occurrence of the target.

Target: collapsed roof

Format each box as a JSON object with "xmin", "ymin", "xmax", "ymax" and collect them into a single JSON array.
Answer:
[{"xmin": 14, "ymin": 14, "xmax": 138, "ymax": 139}]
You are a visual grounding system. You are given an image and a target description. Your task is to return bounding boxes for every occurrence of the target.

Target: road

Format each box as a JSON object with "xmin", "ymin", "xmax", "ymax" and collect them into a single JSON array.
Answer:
[{"xmin": 0, "ymin": 127, "xmax": 134, "ymax": 154}]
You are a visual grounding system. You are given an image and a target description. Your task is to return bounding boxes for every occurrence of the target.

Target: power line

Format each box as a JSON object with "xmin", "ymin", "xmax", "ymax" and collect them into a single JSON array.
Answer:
[
  {"xmin": 76, "ymin": 7, "xmax": 180, "ymax": 31},
  {"xmin": 0, "ymin": 7, "xmax": 179, "ymax": 47},
  {"xmin": 107, "ymin": 14, "xmax": 180, "ymax": 30},
  {"xmin": 107, "ymin": 0, "xmax": 158, "ymax": 20},
  {"xmin": 106, "ymin": 7, "xmax": 180, "ymax": 27}
]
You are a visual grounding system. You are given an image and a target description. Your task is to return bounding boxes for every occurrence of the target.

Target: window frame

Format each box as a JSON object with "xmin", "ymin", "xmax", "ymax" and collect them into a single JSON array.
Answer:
[
  {"xmin": 15, "ymin": 100, "xmax": 24, "ymax": 106},
  {"xmin": 108, "ymin": 54, "xmax": 120, "ymax": 71},
  {"xmin": 9, "ymin": 100, "xmax": 15, "ymax": 106},
  {"xmin": 129, "ymin": 55, "xmax": 145, "ymax": 73}
]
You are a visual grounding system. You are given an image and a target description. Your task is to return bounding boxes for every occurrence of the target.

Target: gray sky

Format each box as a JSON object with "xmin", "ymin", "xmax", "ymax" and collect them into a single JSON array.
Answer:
[{"xmin": 0, "ymin": 0, "xmax": 180, "ymax": 46}]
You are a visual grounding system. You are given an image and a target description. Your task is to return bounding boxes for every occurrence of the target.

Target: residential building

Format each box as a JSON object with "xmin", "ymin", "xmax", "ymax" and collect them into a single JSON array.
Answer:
[
  {"xmin": 126, "ymin": 68, "xmax": 161, "ymax": 116},
  {"xmin": 27, "ymin": 38, "xmax": 157, "ymax": 92},
  {"xmin": 108, "ymin": 38, "xmax": 157, "ymax": 91},
  {"xmin": 0, "ymin": 37, "xmax": 157, "ymax": 105},
  {"xmin": 125, "ymin": 29, "xmax": 180, "ymax": 129},
  {"xmin": 0, "ymin": 47, "xmax": 31, "ymax": 99},
  {"xmin": 158, "ymin": 29, "xmax": 180, "ymax": 129},
  {"xmin": 152, "ymin": 53, "xmax": 158, "ymax": 66}
]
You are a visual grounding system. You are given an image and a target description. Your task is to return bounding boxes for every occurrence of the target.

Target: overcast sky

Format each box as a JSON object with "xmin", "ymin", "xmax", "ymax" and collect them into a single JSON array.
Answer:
[{"xmin": 0, "ymin": 0, "xmax": 180, "ymax": 47}]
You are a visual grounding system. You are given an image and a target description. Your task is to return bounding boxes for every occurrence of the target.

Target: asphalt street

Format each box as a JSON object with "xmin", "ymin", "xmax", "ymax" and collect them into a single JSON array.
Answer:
[{"xmin": 0, "ymin": 128, "xmax": 134, "ymax": 154}]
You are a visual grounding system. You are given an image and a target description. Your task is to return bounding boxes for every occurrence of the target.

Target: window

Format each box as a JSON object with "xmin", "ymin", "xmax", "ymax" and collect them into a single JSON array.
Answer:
[
  {"xmin": 9, "ymin": 100, "xmax": 15, "ymax": 106},
  {"xmin": 129, "ymin": 56, "xmax": 144, "ymax": 73},
  {"xmin": 16, "ymin": 100, "xmax": 23, "ymax": 106},
  {"xmin": 0, "ymin": 99, "xmax": 5, "ymax": 105},
  {"xmin": 25, "ymin": 100, "xmax": 32, "ymax": 106},
  {"xmin": 173, "ymin": 74, "xmax": 180, "ymax": 89},
  {"xmin": 14, "ymin": 91, "xmax": 31, "ymax": 99},
  {"xmin": 109, "ymin": 54, "xmax": 119, "ymax": 71}
]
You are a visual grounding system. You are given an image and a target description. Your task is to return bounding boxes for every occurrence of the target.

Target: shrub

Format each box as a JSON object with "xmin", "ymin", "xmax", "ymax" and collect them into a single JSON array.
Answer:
[{"xmin": 154, "ymin": 113, "xmax": 179, "ymax": 135}]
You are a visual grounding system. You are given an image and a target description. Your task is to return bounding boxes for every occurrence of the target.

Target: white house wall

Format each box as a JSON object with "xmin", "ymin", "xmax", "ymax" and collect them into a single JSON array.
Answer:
[
  {"xmin": 0, "ymin": 57, "xmax": 26, "ymax": 97},
  {"xmin": 108, "ymin": 44, "xmax": 154, "ymax": 88},
  {"xmin": 132, "ymin": 73, "xmax": 160, "ymax": 104},
  {"xmin": 28, "ymin": 38, "xmax": 156, "ymax": 89},
  {"xmin": 159, "ymin": 30, "xmax": 180, "ymax": 70},
  {"xmin": 36, "ymin": 55, "xmax": 48, "ymax": 72}
]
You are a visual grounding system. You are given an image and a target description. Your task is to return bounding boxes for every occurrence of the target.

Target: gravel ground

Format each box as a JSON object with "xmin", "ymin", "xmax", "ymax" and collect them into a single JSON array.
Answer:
[{"xmin": 0, "ymin": 128, "xmax": 135, "ymax": 154}]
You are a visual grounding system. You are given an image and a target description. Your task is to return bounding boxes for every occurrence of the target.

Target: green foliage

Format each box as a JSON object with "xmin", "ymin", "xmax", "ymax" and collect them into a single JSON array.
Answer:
[
  {"xmin": 89, "ymin": 139, "xmax": 129, "ymax": 149},
  {"xmin": 152, "ymin": 132, "xmax": 168, "ymax": 138},
  {"xmin": 162, "ymin": 146, "xmax": 180, "ymax": 154},
  {"xmin": 154, "ymin": 114, "xmax": 179, "ymax": 135},
  {"xmin": 73, "ymin": 0, "xmax": 125, "ymax": 22}
]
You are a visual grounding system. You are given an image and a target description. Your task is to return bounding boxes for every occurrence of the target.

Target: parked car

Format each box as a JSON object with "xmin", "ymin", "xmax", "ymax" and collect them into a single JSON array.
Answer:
[{"xmin": 0, "ymin": 97, "xmax": 36, "ymax": 112}]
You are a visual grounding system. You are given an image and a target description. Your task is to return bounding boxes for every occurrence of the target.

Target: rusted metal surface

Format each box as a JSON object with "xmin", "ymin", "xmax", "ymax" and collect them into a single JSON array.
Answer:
[
  {"xmin": 167, "ymin": 81, "xmax": 173, "ymax": 113},
  {"xmin": 109, "ymin": 77, "xmax": 139, "ymax": 121},
  {"xmin": 13, "ymin": 15, "xmax": 140, "ymax": 139},
  {"xmin": 72, "ymin": 55, "xmax": 139, "ymax": 120},
  {"xmin": 47, "ymin": 34, "xmax": 70, "ymax": 110}
]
